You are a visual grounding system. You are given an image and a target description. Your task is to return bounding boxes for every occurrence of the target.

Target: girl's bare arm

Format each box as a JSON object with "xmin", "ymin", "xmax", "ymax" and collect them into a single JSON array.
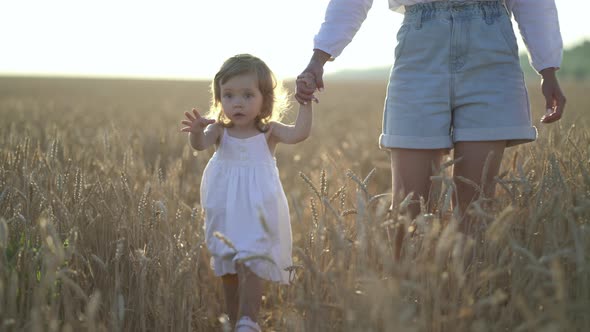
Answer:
[
  {"xmin": 180, "ymin": 108, "xmax": 219, "ymax": 150},
  {"xmin": 271, "ymin": 74, "xmax": 315, "ymax": 144},
  {"xmin": 271, "ymin": 102, "xmax": 313, "ymax": 145}
]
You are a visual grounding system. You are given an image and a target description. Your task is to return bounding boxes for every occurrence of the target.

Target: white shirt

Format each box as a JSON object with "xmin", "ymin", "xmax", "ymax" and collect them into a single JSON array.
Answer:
[{"xmin": 313, "ymin": 0, "xmax": 563, "ymax": 72}]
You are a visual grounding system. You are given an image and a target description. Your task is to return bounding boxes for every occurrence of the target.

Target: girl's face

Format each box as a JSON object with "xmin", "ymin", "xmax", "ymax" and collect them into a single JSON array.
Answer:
[{"xmin": 220, "ymin": 73, "xmax": 264, "ymax": 130}]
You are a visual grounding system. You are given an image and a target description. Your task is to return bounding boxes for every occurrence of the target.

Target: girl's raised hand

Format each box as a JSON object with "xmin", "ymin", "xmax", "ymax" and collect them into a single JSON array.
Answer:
[{"xmin": 180, "ymin": 108, "xmax": 215, "ymax": 134}]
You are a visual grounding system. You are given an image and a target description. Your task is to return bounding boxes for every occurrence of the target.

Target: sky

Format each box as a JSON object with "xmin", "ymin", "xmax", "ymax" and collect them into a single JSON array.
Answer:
[{"xmin": 1, "ymin": 0, "xmax": 588, "ymax": 80}]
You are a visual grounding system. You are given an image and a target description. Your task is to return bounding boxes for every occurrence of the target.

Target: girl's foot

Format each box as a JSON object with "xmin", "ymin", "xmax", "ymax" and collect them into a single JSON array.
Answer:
[{"xmin": 235, "ymin": 316, "xmax": 261, "ymax": 332}]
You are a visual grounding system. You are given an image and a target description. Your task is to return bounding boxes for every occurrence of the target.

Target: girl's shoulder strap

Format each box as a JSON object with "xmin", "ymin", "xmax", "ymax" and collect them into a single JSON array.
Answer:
[
  {"xmin": 219, "ymin": 126, "xmax": 227, "ymax": 146},
  {"xmin": 206, "ymin": 123, "xmax": 224, "ymax": 147},
  {"xmin": 264, "ymin": 122, "xmax": 274, "ymax": 141},
  {"xmin": 264, "ymin": 122, "xmax": 279, "ymax": 156}
]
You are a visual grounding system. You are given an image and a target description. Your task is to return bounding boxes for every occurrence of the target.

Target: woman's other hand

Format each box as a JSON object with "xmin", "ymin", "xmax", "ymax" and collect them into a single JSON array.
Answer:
[{"xmin": 540, "ymin": 67, "xmax": 566, "ymax": 124}]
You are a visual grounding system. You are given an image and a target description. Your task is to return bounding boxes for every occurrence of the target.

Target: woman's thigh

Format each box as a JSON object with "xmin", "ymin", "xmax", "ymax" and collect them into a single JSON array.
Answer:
[{"xmin": 390, "ymin": 148, "xmax": 446, "ymax": 203}]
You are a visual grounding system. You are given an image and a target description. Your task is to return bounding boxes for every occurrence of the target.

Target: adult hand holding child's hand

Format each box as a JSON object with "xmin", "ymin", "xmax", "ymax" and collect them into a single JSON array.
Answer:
[{"xmin": 296, "ymin": 72, "xmax": 319, "ymax": 104}]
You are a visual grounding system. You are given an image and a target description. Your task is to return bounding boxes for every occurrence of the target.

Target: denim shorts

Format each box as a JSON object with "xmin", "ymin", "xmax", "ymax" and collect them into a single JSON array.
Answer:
[{"xmin": 379, "ymin": 0, "xmax": 537, "ymax": 150}]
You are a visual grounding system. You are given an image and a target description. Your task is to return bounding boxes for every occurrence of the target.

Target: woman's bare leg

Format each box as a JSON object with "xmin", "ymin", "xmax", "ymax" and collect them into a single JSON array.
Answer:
[
  {"xmin": 390, "ymin": 148, "xmax": 446, "ymax": 259},
  {"xmin": 452, "ymin": 141, "xmax": 506, "ymax": 233},
  {"xmin": 221, "ymin": 274, "xmax": 239, "ymax": 324}
]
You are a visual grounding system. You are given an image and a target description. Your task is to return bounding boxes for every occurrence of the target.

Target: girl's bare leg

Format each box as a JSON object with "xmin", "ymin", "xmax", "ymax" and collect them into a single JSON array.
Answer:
[
  {"xmin": 390, "ymin": 148, "xmax": 446, "ymax": 260},
  {"xmin": 221, "ymin": 274, "xmax": 239, "ymax": 324},
  {"xmin": 452, "ymin": 141, "xmax": 506, "ymax": 233},
  {"xmin": 236, "ymin": 263, "xmax": 263, "ymax": 323}
]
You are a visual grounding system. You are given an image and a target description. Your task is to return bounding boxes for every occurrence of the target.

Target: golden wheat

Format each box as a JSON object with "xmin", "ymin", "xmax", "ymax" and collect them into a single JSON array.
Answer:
[{"xmin": 0, "ymin": 77, "xmax": 589, "ymax": 331}]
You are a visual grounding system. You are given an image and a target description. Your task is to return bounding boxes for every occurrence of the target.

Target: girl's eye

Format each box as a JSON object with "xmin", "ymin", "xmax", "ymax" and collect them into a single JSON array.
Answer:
[
  {"xmin": 223, "ymin": 93, "xmax": 232, "ymax": 98},
  {"xmin": 245, "ymin": 93, "xmax": 254, "ymax": 98}
]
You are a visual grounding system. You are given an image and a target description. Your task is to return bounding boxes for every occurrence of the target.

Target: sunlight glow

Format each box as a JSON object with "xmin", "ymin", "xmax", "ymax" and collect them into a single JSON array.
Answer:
[{"xmin": 0, "ymin": 0, "xmax": 587, "ymax": 80}]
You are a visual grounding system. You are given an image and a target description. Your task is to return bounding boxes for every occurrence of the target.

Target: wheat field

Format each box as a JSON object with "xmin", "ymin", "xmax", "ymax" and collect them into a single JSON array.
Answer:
[{"xmin": 0, "ymin": 76, "xmax": 589, "ymax": 332}]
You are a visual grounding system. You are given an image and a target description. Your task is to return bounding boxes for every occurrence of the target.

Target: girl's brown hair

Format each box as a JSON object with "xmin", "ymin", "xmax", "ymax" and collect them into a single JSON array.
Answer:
[{"xmin": 208, "ymin": 54, "xmax": 290, "ymax": 131}]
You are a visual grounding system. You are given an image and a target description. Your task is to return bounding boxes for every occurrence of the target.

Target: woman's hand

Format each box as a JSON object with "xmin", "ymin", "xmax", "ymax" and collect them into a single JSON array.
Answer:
[
  {"xmin": 296, "ymin": 73, "xmax": 318, "ymax": 104},
  {"xmin": 295, "ymin": 49, "xmax": 331, "ymax": 104},
  {"xmin": 539, "ymin": 68, "xmax": 566, "ymax": 124},
  {"xmin": 180, "ymin": 108, "xmax": 215, "ymax": 134}
]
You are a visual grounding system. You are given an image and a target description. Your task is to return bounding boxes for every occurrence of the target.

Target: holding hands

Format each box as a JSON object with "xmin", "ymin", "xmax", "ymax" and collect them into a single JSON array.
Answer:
[
  {"xmin": 180, "ymin": 108, "xmax": 215, "ymax": 134},
  {"xmin": 295, "ymin": 49, "xmax": 331, "ymax": 105},
  {"xmin": 296, "ymin": 72, "xmax": 319, "ymax": 105}
]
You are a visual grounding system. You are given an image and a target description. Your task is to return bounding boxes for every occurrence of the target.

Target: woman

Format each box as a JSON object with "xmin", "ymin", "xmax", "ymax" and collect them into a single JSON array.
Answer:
[{"xmin": 296, "ymin": 0, "xmax": 566, "ymax": 258}]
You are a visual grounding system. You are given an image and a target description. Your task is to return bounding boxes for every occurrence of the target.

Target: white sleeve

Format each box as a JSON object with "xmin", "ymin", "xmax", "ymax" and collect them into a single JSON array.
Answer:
[
  {"xmin": 313, "ymin": 0, "xmax": 374, "ymax": 59},
  {"xmin": 506, "ymin": 0, "xmax": 563, "ymax": 73}
]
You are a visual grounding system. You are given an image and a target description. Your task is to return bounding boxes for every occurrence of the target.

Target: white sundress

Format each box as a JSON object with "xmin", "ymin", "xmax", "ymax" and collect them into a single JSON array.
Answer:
[{"xmin": 200, "ymin": 128, "xmax": 292, "ymax": 284}]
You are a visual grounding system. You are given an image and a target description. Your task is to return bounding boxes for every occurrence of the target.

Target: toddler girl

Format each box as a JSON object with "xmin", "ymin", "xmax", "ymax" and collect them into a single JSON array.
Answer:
[{"xmin": 180, "ymin": 54, "xmax": 315, "ymax": 332}]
